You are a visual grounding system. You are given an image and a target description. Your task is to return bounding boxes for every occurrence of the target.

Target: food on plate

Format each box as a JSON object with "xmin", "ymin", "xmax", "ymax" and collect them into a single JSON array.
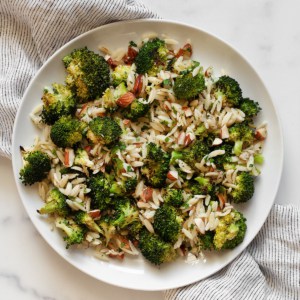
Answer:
[
  {"xmin": 19, "ymin": 34, "xmax": 267, "ymax": 265},
  {"xmin": 19, "ymin": 150, "xmax": 51, "ymax": 185},
  {"xmin": 63, "ymin": 47, "xmax": 110, "ymax": 102}
]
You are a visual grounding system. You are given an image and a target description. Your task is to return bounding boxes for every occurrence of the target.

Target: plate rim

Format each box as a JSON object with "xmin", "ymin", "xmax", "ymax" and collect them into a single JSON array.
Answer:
[{"xmin": 12, "ymin": 18, "xmax": 284, "ymax": 291}]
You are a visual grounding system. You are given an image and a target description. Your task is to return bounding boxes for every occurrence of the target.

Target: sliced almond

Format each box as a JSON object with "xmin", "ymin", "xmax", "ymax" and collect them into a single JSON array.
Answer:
[
  {"xmin": 205, "ymin": 66, "xmax": 213, "ymax": 77},
  {"xmin": 176, "ymin": 43, "xmax": 192, "ymax": 58},
  {"xmin": 64, "ymin": 148, "xmax": 74, "ymax": 167},
  {"xmin": 184, "ymin": 107, "xmax": 193, "ymax": 117},
  {"xmin": 133, "ymin": 74, "xmax": 143, "ymax": 96},
  {"xmin": 184, "ymin": 134, "xmax": 193, "ymax": 147},
  {"xmin": 123, "ymin": 46, "xmax": 138, "ymax": 64},
  {"xmin": 78, "ymin": 103, "xmax": 88, "ymax": 117},
  {"xmin": 167, "ymin": 170, "xmax": 179, "ymax": 181},
  {"xmin": 116, "ymin": 92, "xmax": 135, "ymax": 108},
  {"xmin": 106, "ymin": 57, "xmax": 119, "ymax": 69},
  {"xmin": 217, "ymin": 193, "xmax": 227, "ymax": 209},
  {"xmin": 123, "ymin": 119, "xmax": 131, "ymax": 126},
  {"xmin": 108, "ymin": 253, "xmax": 125, "ymax": 260},
  {"xmin": 88, "ymin": 209, "xmax": 101, "ymax": 219},
  {"xmin": 177, "ymin": 132, "xmax": 186, "ymax": 145},
  {"xmin": 255, "ymin": 127, "xmax": 267, "ymax": 140},
  {"xmin": 141, "ymin": 187, "xmax": 153, "ymax": 202}
]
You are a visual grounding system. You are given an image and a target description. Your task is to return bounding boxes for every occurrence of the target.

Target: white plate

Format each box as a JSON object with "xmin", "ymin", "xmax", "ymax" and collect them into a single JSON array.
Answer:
[{"xmin": 12, "ymin": 19, "xmax": 283, "ymax": 291}]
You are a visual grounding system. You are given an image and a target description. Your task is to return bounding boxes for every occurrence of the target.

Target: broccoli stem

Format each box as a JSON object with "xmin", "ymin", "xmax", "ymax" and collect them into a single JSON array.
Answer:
[
  {"xmin": 254, "ymin": 154, "xmax": 264, "ymax": 164},
  {"xmin": 233, "ymin": 140, "xmax": 243, "ymax": 156}
]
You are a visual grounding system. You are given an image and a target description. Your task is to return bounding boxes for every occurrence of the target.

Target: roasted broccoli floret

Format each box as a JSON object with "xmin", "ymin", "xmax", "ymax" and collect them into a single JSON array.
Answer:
[
  {"xmin": 50, "ymin": 115, "xmax": 86, "ymax": 148},
  {"xmin": 55, "ymin": 217, "xmax": 86, "ymax": 248},
  {"xmin": 141, "ymin": 142, "xmax": 170, "ymax": 188},
  {"xmin": 214, "ymin": 75, "xmax": 242, "ymax": 107},
  {"xmin": 173, "ymin": 73, "xmax": 205, "ymax": 100},
  {"xmin": 153, "ymin": 205, "xmax": 182, "ymax": 243},
  {"xmin": 98, "ymin": 216, "xmax": 116, "ymax": 245},
  {"xmin": 138, "ymin": 229, "xmax": 177, "ymax": 265},
  {"xmin": 111, "ymin": 65, "xmax": 132, "ymax": 86},
  {"xmin": 228, "ymin": 171, "xmax": 254, "ymax": 203},
  {"xmin": 170, "ymin": 151, "xmax": 185, "ymax": 165},
  {"xmin": 88, "ymin": 174, "xmax": 112, "ymax": 211},
  {"xmin": 19, "ymin": 150, "xmax": 51, "ymax": 185},
  {"xmin": 187, "ymin": 139, "xmax": 210, "ymax": 162},
  {"xmin": 87, "ymin": 116, "xmax": 122, "ymax": 145},
  {"xmin": 74, "ymin": 148, "xmax": 93, "ymax": 168},
  {"xmin": 209, "ymin": 184, "xmax": 227, "ymax": 202},
  {"xmin": 112, "ymin": 198, "xmax": 139, "ymax": 229},
  {"xmin": 189, "ymin": 176, "xmax": 213, "ymax": 195},
  {"xmin": 41, "ymin": 83, "xmax": 77, "ymax": 125},
  {"xmin": 101, "ymin": 88, "xmax": 116, "ymax": 112},
  {"xmin": 199, "ymin": 231, "xmax": 215, "ymax": 251},
  {"xmin": 164, "ymin": 188, "xmax": 184, "ymax": 208},
  {"xmin": 194, "ymin": 124, "xmax": 209, "ymax": 140},
  {"xmin": 171, "ymin": 140, "xmax": 210, "ymax": 166},
  {"xmin": 127, "ymin": 221, "xmax": 143, "ymax": 239},
  {"xmin": 212, "ymin": 143, "xmax": 234, "ymax": 169},
  {"xmin": 213, "ymin": 210, "xmax": 247, "ymax": 250},
  {"xmin": 240, "ymin": 97, "xmax": 261, "ymax": 119},
  {"xmin": 101, "ymin": 82, "xmax": 128, "ymax": 112},
  {"xmin": 110, "ymin": 157, "xmax": 138, "ymax": 195},
  {"xmin": 75, "ymin": 211, "xmax": 101, "ymax": 233},
  {"xmin": 135, "ymin": 38, "xmax": 168, "ymax": 75},
  {"xmin": 111, "ymin": 142, "xmax": 126, "ymax": 156},
  {"xmin": 123, "ymin": 178, "xmax": 138, "ymax": 193},
  {"xmin": 122, "ymin": 99, "xmax": 150, "ymax": 121},
  {"xmin": 228, "ymin": 122, "xmax": 254, "ymax": 155},
  {"xmin": 110, "ymin": 177, "xmax": 138, "ymax": 195},
  {"xmin": 63, "ymin": 47, "xmax": 110, "ymax": 102},
  {"xmin": 38, "ymin": 188, "xmax": 69, "ymax": 216},
  {"xmin": 113, "ymin": 82, "xmax": 128, "ymax": 100},
  {"xmin": 254, "ymin": 154, "xmax": 264, "ymax": 165}
]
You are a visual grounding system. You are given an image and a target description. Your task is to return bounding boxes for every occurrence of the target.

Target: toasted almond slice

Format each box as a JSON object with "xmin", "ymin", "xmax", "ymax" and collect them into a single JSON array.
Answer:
[
  {"xmin": 167, "ymin": 170, "xmax": 179, "ymax": 181},
  {"xmin": 123, "ymin": 119, "xmax": 131, "ymax": 126},
  {"xmin": 205, "ymin": 66, "xmax": 213, "ymax": 77},
  {"xmin": 64, "ymin": 148, "xmax": 74, "ymax": 167},
  {"xmin": 141, "ymin": 187, "xmax": 153, "ymax": 202},
  {"xmin": 133, "ymin": 74, "xmax": 143, "ymax": 96},
  {"xmin": 116, "ymin": 92, "xmax": 135, "ymax": 108},
  {"xmin": 255, "ymin": 127, "xmax": 267, "ymax": 140},
  {"xmin": 175, "ymin": 43, "xmax": 192, "ymax": 58},
  {"xmin": 88, "ymin": 209, "xmax": 101, "ymax": 219},
  {"xmin": 217, "ymin": 193, "xmax": 227, "ymax": 209},
  {"xmin": 184, "ymin": 134, "xmax": 192, "ymax": 147},
  {"xmin": 177, "ymin": 132, "xmax": 186, "ymax": 145}
]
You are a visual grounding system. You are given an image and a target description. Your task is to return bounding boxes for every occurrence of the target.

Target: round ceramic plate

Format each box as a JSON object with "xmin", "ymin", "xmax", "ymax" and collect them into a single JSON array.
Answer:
[{"xmin": 12, "ymin": 19, "xmax": 283, "ymax": 291}]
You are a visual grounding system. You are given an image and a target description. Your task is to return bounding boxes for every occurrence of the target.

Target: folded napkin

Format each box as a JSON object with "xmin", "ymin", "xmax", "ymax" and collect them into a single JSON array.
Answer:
[
  {"xmin": 0, "ymin": 0, "xmax": 158, "ymax": 158},
  {"xmin": 165, "ymin": 204, "xmax": 300, "ymax": 300}
]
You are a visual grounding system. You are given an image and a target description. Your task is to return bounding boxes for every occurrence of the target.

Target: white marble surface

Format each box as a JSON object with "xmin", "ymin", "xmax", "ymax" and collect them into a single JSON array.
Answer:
[{"xmin": 1, "ymin": 0, "xmax": 300, "ymax": 299}]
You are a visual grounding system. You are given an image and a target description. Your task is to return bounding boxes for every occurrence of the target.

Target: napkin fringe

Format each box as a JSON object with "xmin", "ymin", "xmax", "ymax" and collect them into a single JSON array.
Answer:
[
  {"xmin": 0, "ymin": 0, "xmax": 159, "ymax": 158},
  {"xmin": 165, "ymin": 205, "xmax": 300, "ymax": 300}
]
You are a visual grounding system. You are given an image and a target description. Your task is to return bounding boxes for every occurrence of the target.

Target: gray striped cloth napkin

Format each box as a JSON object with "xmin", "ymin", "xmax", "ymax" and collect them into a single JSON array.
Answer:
[
  {"xmin": 165, "ymin": 204, "xmax": 300, "ymax": 300},
  {"xmin": 0, "ymin": 0, "xmax": 158, "ymax": 158},
  {"xmin": 1, "ymin": 2, "xmax": 299, "ymax": 300}
]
